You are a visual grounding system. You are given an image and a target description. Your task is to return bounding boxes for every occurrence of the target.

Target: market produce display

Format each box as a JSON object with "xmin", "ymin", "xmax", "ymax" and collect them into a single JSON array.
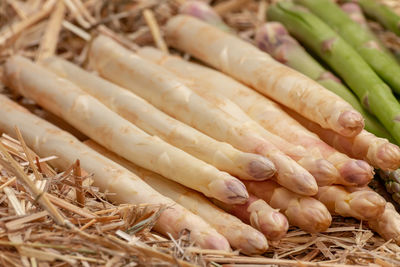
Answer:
[{"xmin": 2, "ymin": 0, "xmax": 400, "ymax": 265}]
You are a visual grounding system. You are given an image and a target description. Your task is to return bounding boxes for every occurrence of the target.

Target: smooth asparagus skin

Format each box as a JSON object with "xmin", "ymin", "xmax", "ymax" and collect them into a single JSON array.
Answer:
[
  {"xmin": 296, "ymin": 0, "xmax": 400, "ymax": 95},
  {"xmin": 89, "ymin": 35, "xmax": 318, "ymax": 196},
  {"xmin": 359, "ymin": 0, "xmax": 400, "ymax": 36},
  {"xmin": 43, "ymin": 56, "xmax": 276, "ymax": 181},
  {"xmin": 165, "ymin": 15, "xmax": 364, "ymax": 138},
  {"xmin": 268, "ymin": 1, "xmax": 400, "ymax": 144},
  {"xmin": 255, "ymin": 22, "xmax": 394, "ymax": 143},
  {"xmin": 138, "ymin": 47, "xmax": 375, "ymax": 187},
  {"xmin": 86, "ymin": 140, "xmax": 269, "ymax": 255},
  {"xmin": 4, "ymin": 56, "xmax": 249, "ymax": 205}
]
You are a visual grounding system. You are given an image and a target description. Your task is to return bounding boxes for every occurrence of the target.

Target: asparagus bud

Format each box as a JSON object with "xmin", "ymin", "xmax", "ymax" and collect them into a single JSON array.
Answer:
[
  {"xmin": 213, "ymin": 195, "xmax": 289, "ymax": 241},
  {"xmin": 317, "ymin": 186, "xmax": 386, "ymax": 220},
  {"xmin": 379, "ymin": 169, "xmax": 400, "ymax": 204},
  {"xmin": 179, "ymin": 1, "xmax": 232, "ymax": 33},
  {"xmin": 243, "ymin": 180, "xmax": 332, "ymax": 233}
]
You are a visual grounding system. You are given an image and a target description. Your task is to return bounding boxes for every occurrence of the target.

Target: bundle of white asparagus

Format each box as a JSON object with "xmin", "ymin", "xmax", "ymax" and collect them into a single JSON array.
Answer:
[{"xmin": 2, "ymin": 12, "xmax": 400, "ymax": 253}]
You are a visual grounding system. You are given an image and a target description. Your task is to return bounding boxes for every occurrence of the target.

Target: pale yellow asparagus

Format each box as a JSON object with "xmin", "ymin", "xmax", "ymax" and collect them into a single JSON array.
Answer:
[
  {"xmin": 88, "ymin": 35, "xmax": 318, "ymax": 196},
  {"xmin": 165, "ymin": 15, "xmax": 364, "ymax": 137},
  {"xmin": 368, "ymin": 203, "xmax": 400, "ymax": 245},
  {"xmin": 138, "ymin": 47, "xmax": 373, "ymax": 187},
  {"xmin": 42, "ymin": 56, "xmax": 276, "ymax": 181},
  {"xmin": 347, "ymin": 186, "xmax": 400, "ymax": 244},
  {"xmin": 85, "ymin": 140, "xmax": 268, "ymax": 255},
  {"xmin": 316, "ymin": 186, "xmax": 386, "ymax": 220},
  {"xmin": 135, "ymin": 49, "xmax": 336, "ymax": 186},
  {"xmin": 0, "ymin": 95, "xmax": 230, "ymax": 250},
  {"xmin": 287, "ymin": 109, "xmax": 400, "ymax": 171},
  {"xmin": 3, "ymin": 55, "xmax": 249, "ymax": 204},
  {"xmin": 212, "ymin": 195, "xmax": 289, "ymax": 241},
  {"xmin": 243, "ymin": 180, "xmax": 332, "ymax": 233}
]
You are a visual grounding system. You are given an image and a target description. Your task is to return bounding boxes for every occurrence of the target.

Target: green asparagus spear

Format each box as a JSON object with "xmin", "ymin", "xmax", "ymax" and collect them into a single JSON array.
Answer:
[
  {"xmin": 267, "ymin": 1, "xmax": 400, "ymax": 144},
  {"xmin": 295, "ymin": 0, "xmax": 400, "ymax": 95},
  {"xmin": 359, "ymin": 0, "xmax": 400, "ymax": 36},
  {"xmin": 378, "ymin": 169, "xmax": 400, "ymax": 205},
  {"xmin": 255, "ymin": 22, "xmax": 394, "ymax": 142}
]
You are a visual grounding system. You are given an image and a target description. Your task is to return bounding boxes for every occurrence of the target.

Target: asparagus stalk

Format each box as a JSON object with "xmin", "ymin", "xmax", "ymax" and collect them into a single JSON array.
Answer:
[
  {"xmin": 316, "ymin": 186, "xmax": 386, "ymax": 220},
  {"xmin": 255, "ymin": 21, "xmax": 395, "ymax": 143},
  {"xmin": 287, "ymin": 108, "xmax": 400, "ymax": 171},
  {"xmin": 0, "ymin": 95, "xmax": 230, "ymax": 251},
  {"xmin": 89, "ymin": 35, "xmax": 318, "ymax": 196},
  {"xmin": 368, "ymin": 202, "xmax": 400, "ymax": 245},
  {"xmin": 268, "ymin": 2, "xmax": 400, "ymax": 144},
  {"xmin": 3, "ymin": 55, "xmax": 249, "ymax": 204},
  {"xmin": 243, "ymin": 180, "xmax": 332, "ymax": 233},
  {"xmin": 138, "ymin": 47, "xmax": 374, "ymax": 187},
  {"xmin": 212, "ymin": 195, "xmax": 289, "ymax": 241},
  {"xmin": 42, "ymin": 56, "xmax": 276, "ymax": 181},
  {"xmin": 85, "ymin": 140, "xmax": 270, "ymax": 255},
  {"xmin": 165, "ymin": 15, "xmax": 364, "ymax": 138},
  {"xmin": 296, "ymin": 0, "xmax": 400, "ymax": 95},
  {"xmin": 159, "ymin": 63, "xmax": 338, "ymax": 186},
  {"xmin": 358, "ymin": 0, "xmax": 400, "ymax": 36}
]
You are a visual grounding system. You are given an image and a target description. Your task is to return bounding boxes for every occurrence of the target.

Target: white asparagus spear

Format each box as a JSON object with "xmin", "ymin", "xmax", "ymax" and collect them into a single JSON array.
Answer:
[
  {"xmin": 0, "ymin": 95, "xmax": 230, "ymax": 250},
  {"xmin": 137, "ymin": 47, "xmax": 374, "ymax": 187},
  {"xmin": 316, "ymin": 186, "xmax": 386, "ymax": 221},
  {"xmin": 138, "ymin": 47, "xmax": 341, "ymax": 186},
  {"xmin": 85, "ymin": 140, "xmax": 269, "ymax": 255},
  {"xmin": 3, "ymin": 55, "xmax": 248, "ymax": 204},
  {"xmin": 368, "ymin": 203, "xmax": 400, "ymax": 245},
  {"xmin": 88, "ymin": 34, "xmax": 318, "ymax": 196},
  {"xmin": 42, "ymin": 56, "xmax": 276, "ymax": 181},
  {"xmin": 212, "ymin": 195, "xmax": 289, "ymax": 241},
  {"xmin": 164, "ymin": 15, "xmax": 364, "ymax": 137}
]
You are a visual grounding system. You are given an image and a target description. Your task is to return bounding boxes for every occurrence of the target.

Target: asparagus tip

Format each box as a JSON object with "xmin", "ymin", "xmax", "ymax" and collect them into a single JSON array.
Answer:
[
  {"xmin": 202, "ymin": 232, "xmax": 231, "ymax": 251},
  {"xmin": 246, "ymin": 155, "xmax": 277, "ymax": 180},
  {"xmin": 286, "ymin": 197, "xmax": 332, "ymax": 233},
  {"xmin": 377, "ymin": 142, "xmax": 400, "ymax": 170},
  {"xmin": 248, "ymin": 200, "xmax": 288, "ymax": 241},
  {"xmin": 239, "ymin": 228, "xmax": 269, "ymax": 255},
  {"xmin": 348, "ymin": 190, "xmax": 386, "ymax": 220},
  {"xmin": 300, "ymin": 157, "xmax": 339, "ymax": 186},
  {"xmin": 340, "ymin": 159, "xmax": 374, "ymax": 186},
  {"xmin": 338, "ymin": 110, "xmax": 364, "ymax": 137},
  {"xmin": 255, "ymin": 22, "xmax": 293, "ymax": 61},
  {"xmin": 211, "ymin": 177, "xmax": 249, "ymax": 204}
]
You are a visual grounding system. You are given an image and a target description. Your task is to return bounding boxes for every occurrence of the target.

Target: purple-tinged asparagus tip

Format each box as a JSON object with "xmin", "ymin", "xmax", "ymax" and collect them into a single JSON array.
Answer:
[
  {"xmin": 255, "ymin": 22, "xmax": 297, "ymax": 62},
  {"xmin": 210, "ymin": 176, "xmax": 249, "ymax": 204},
  {"xmin": 340, "ymin": 159, "xmax": 374, "ymax": 186},
  {"xmin": 338, "ymin": 110, "xmax": 364, "ymax": 137},
  {"xmin": 179, "ymin": 1, "xmax": 232, "ymax": 32},
  {"xmin": 341, "ymin": 3, "xmax": 368, "ymax": 27}
]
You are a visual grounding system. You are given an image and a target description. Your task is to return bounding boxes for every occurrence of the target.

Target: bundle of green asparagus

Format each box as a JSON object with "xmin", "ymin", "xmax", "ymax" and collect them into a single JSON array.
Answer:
[{"xmin": 3, "ymin": 0, "xmax": 400, "ymax": 258}]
